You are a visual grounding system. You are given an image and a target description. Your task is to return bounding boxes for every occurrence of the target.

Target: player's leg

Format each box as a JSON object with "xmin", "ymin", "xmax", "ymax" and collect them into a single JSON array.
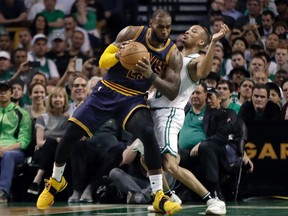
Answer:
[
  {"xmin": 36, "ymin": 122, "xmax": 87, "ymax": 209},
  {"xmin": 125, "ymin": 108, "xmax": 182, "ymax": 215}
]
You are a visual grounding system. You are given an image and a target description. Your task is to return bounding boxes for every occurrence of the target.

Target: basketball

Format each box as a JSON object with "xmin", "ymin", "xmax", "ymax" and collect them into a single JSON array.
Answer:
[{"xmin": 119, "ymin": 41, "xmax": 150, "ymax": 70}]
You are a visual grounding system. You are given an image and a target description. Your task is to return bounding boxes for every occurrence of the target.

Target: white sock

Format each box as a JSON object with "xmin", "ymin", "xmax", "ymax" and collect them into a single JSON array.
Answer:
[
  {"xmin": 52, "ymin": 163, "xmax": 66, "ymax": 182},
  {"xmin": 149, "ymin": 174, "xmax": 163, "ymax": 194}
]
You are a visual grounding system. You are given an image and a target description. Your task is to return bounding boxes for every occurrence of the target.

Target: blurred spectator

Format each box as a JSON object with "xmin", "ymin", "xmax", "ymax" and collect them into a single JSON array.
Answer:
[
  {"xmin": 238, "ymin": 83, "xmax": 282, "ymax": 121},
  {"xmin": 30, "ymin": 14, "xmax": 49, "ymax": 37},
  {"xmin": 259, "ymin": 10, "xmax": 276, "ymax": 39},
  {"xmin": 211, "ymin": 56, "xmax": 222, "ymax": 73},
  {"xmin": 270, "ymin": 43, "xmax": 288, "ymax": 79},
  {"xmin": 27, "ymin": 0, "xmax": 71, "ymax": 22},
  {"xmin": 97, "ymin": 0, "xmax": 126, "ymax": 44},
  {"xmin": 0, "ymin": 51, "xmax": 13, "ymax": 80},
  {"xmin": 225, "ymin": 50, "xmax": 248, "ymax": 79},
  {"xmin": 28, "ymin": 34, "xmax": 60, "ymax": 85},
  {"xmin": 0, "ymin": 0, "xmax": 27, "ymax": 27},
  {"xmin": 67, "ymin": 30, "xmax": 90, "ymax": 59},
  {"xmin": 237, "ymin": 78, "xmax": 255, "ymax": 105},
  {"xmin": 72, "ymin": 0, "xmax": 96, "ymax": 32},
  {"xmin": 252, "ymin": 70, "xmax": 269, "ymax": 84},
  {"xmin": 62, "ymin": 15, "xmax": 91, "ymax": 56},
  {"xmin": 281, "ymin": 78, "xmax": 288, "ymax": 119},
  {"xmin": 273, "ymin": 21, "xmax": 287, "ymax": 40},
  {"xmin": 234, "ymin": 0, "xmax": 262, "ymax": 31},
  {"xmin": 39, "ymin": 0, "xmax": 65, "ymax": 33},
  {"xmin": 10, "ymin": 78, "xmax": 30, "ymax": 108},
  {"xmin": 67, "ymin": 74, "xmax": 88, "ymax": 116},
  {"xmin": 17, "ymin": 29, "xmax": 33, "ymax": 51},
  {"xmin": 241, "ymin": 26, "xmax": 262, "ymax": 48},
  {"xmin": 249, "ymin": 54, "xmax": 266, "ymax": 78},
  {"xmin": 204, "ymin": 72, "xmax": 221, "ymax": 88},
  {"xmin": 217, "ymin": 80, "xmax": 241, "ymax": 113},
  {"xmin": 249, "ymin": 40, "xmax": 265, "ymax": 61},
  {"xmin": 275, "ymin": 0, "xmax": 288, "ymax": 23},
  {"xmin": 222, "ymin": 0, "xmax": 242, "ymax": 20},
  {"xmin": 266, "ymin": 82, "xmax": 282, "ymax": 107},
  {"xmin": 46, "ymin": 31, "xmax": 70, "ymax": 77},
  {"xmin": 228, "ymin": 66, "xmax": 250, "ymax": 87},
  {"xmin": 0, "ymin": 33, "xmax": 13, "ymax": 54},
  {"xmin": 255, "ymin": 51, "xmax": 277, "ymax": 80},
  {"xmin": 214, "ymin": 41, "xmax": 227, "ymax": 77},
  {"xmin": 273, "ymin": 69, "xmax": 288, "ymax": 87},
  {"xmin": 0, "ymin": 80, "xmax": 32, "ymax": 203},
  {"xmin": 265, "ymin": 32, "xmax": 280, "ymax": 61},
  {"xmin": 27, "ymin": 87, "xmax": 69, "ymax": 195}
]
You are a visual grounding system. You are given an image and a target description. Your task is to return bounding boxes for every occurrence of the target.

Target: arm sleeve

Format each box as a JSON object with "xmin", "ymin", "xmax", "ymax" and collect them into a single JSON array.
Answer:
[{"xmin": 98, "ymin": 44, "xmax": 119, "ymax": 69}]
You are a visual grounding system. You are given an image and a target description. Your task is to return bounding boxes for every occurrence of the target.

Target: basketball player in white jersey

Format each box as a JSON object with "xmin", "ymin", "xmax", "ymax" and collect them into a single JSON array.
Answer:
[{"xmin": 135, "ymin": 24, "xmax": 229, "ymax": 215}]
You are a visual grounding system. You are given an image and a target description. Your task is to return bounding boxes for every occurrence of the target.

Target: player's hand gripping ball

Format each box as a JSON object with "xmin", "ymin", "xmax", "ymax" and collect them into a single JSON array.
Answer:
[{"xmin": 119, "ymin": 41, "xmax": 150, "ymax": 70}]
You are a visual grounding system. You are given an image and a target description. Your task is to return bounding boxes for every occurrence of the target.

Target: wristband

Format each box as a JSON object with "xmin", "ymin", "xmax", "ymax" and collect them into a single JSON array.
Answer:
[{"xmin": 148, "ymin": 73, "xmax": 157, "ymax": 82}]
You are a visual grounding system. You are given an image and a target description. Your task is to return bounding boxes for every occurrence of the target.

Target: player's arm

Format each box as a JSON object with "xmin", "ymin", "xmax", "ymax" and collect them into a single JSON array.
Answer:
[
  {"xmin": 189, "ymin": 24, "xmax": 229, "ymax": 82},
  {"xmin": 136, "ymin": 48, "xmax": 182, "ymax": 101},
  {"xmin": 99, "ymin": 26, "xmax": 140, "ymax": 69}
]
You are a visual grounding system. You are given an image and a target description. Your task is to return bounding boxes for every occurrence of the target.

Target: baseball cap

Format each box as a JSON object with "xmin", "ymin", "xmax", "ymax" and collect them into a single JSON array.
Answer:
[
  {"xmin": 250, "ymin": 40, "xmax": 264, "ymax": 50},
  {"xmin": 31, "ymin": 33, "xmax": 47, "ymax": 45},
  {"xmin": 51, "ymin": 31, "xmax": 65, "ymax": 41},
  {"xmin": 0, "ymin": 51, "xmax": 10, "ymax": 60},
  {"xmin": 207, "ymin": 87, "xmax": 221, "ymax": 97},
  {"xmin": 0, "ymin": 80, "xmax": 11, "ymax": 91}
]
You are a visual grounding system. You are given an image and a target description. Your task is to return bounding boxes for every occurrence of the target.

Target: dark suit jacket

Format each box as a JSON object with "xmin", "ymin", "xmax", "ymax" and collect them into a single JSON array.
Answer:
[{"xmin": 238, "ymin": 101, "xmax": 282, "ymax": 122}]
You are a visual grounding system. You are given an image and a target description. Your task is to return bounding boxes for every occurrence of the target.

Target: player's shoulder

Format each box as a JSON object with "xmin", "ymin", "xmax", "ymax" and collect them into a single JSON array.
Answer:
[{"xmin": 115, "ymin": 26, "xmax": 144, "ymax": 43}]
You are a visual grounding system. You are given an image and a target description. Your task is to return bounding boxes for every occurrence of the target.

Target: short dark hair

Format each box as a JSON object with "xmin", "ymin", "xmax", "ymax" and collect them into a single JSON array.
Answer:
[
  {"xmin": 253, "ymin": 83, "xmax": 270, "ymax": 97},
  {"xmin": 217, "ymin": 79, "xmax": 234, "ymax": 93},
  {"xmin": 152, "ymin": 8, "xmax": 171, "ymax": 19}
]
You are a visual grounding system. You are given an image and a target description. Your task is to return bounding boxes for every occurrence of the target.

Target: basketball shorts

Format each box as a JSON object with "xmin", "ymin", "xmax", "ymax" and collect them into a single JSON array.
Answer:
[
  {"xmin": 69, "ymin": 81, "xmax": 147, "ymax": 137},
  {"xmin": 151, "ymin": 107, "xmax": 185, "ymax": 157}
]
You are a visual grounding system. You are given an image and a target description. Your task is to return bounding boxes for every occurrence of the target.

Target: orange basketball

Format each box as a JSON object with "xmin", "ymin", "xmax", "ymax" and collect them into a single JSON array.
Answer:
[{"xmin": 119, "ymin": 41, "xmax": 150, "ymax": 70}]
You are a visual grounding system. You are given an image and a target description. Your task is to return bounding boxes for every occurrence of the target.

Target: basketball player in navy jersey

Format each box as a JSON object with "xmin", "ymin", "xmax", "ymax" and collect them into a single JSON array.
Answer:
[{"xmin": 37, "ymin": 8, "xmax": 183, "ymax": 214}]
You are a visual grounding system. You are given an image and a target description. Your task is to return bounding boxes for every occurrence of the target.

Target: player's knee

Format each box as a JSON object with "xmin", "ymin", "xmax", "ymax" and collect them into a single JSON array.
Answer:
[{"xmin": 163, "ymin": 159, "xmax": 178, "ymax": 175}]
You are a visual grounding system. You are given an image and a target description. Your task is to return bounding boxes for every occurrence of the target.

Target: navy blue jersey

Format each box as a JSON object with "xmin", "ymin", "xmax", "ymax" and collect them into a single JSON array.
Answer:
[
  {"xmin": 69, "ymin": 26, "xmax": 177, "ymax": 135},
  {"xmin": 102, "ymin": 26, "xmax": 176, "ymax": 95}
]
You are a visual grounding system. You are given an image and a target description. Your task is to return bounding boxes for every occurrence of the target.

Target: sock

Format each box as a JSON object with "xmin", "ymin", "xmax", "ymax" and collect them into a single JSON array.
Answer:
[
  {"xmin": 149, "ymin": 174, "xmax": 163, "ymax": 194},
  {"xmin": 164, "ymin": 189, "xmax": 172, "ymax": 196},
  {"xmin": 52, "ymin": 163, "xmax": 66, "ymax": 182},
  {"xmin": 202, "ymin": 192, "xmax": 213, "ymax": 202}
]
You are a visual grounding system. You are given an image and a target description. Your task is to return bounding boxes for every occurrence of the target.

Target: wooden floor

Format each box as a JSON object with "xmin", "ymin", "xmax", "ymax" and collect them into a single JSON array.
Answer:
[{"xmin": 1, "ymin": 198, "xmax": 288, "ymax": 216}]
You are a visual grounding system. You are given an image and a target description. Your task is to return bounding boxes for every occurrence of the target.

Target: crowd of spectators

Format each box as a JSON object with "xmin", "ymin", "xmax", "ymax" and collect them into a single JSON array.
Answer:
[{"xmin": 0, "ymin": 0, "xmax": 288, "ymax": 205}]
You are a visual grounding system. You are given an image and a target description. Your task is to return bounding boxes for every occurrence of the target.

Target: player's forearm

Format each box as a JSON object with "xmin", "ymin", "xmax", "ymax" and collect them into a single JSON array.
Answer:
[
  {"xmin": 152, "ymin": 76, "xmax": 179, "ymax": 101},
  {"xmin": 198, "ymin": 41, "xmax": 217, "ymax": 78}
]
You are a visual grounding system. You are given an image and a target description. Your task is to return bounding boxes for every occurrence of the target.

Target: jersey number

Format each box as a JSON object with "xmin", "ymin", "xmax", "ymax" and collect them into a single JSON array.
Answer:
[{"xmin": 126, "ymin": 71, "xmax": 145, "ymax": 80}]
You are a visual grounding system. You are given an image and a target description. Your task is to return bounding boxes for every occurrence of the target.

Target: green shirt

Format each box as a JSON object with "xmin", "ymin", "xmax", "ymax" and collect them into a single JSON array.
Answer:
[
  {"xmin": 40, "ymin": 10, "xmax": 65, "ymax": 32},
  {"xmin": 227, "ymin": 102, "xmax": 241, "ymax": 114},
  {"xmin": 179, "ymin": 106, "xmax": 206, "ymax": 150},
  {"xmin": 0, "ymin": 102, "xmax": 32, "ymax": 149},
  {"xmin": 73, "ymin": 11, "xmax": 96, "ymax": 31},
  {"xmin": 0, "ymin": 69, "xmax": 13, "ymax": 80}
]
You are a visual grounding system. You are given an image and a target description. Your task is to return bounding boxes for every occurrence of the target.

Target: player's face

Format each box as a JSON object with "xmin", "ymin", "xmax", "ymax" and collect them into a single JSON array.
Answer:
[
  {"xmin": 182, "ymin": 25, "xmax": 205, "ymax": 47},
  {"xmin": 150, "ymin": 15, "xmax": 172, "ymax": 43}
]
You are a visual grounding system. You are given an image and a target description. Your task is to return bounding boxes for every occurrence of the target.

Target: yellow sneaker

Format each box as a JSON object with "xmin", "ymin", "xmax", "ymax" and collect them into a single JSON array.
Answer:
[
  {"xmin": 36, "ymin": 177, "xmax": 68, "ymax": 209},
  {"xmin": 152, "ymin": 190, "xmax": 182, "ymax": 215}
]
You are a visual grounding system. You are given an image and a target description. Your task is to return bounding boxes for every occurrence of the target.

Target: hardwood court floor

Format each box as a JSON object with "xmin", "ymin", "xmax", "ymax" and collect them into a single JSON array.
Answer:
[{"xmin": 1, "ymin": 199, "xmax": 288, "ymax": 216}]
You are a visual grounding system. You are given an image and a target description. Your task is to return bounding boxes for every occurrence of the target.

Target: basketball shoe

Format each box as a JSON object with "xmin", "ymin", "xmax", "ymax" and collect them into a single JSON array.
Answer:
[
  {"xmin": 36, "ymin": 177, "xmax": 68, "ymax": 209},
  {"xmin": 205, "ymin": 197, "xmax": 226, "ymax": 215},
  {"xmin": 148, "ymin": 190, "xmax": 182, "ymax": 212},
  {"xmin": 152, "ymin": 190, "xmax": 182, "ymax": 215}
]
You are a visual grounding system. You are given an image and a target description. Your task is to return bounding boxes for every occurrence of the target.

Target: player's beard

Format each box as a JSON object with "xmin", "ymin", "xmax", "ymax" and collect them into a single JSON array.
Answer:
[{"xmin": 151, "ymin": 30, "xmax": 168, "ymax": 44}]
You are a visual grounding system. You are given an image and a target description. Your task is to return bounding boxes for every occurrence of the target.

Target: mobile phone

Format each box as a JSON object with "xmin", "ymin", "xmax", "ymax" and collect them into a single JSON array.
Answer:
[
  {"xmin": 75, "ymin": 58, "xmax": 83, "ymax": 72},
  {"xmin": 28, "ymin": 61, "xmax": 41, "ymax": 68},
  {"xmin": 249, "ymin": 18, "xmax": 256, "ymax": 25}
]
